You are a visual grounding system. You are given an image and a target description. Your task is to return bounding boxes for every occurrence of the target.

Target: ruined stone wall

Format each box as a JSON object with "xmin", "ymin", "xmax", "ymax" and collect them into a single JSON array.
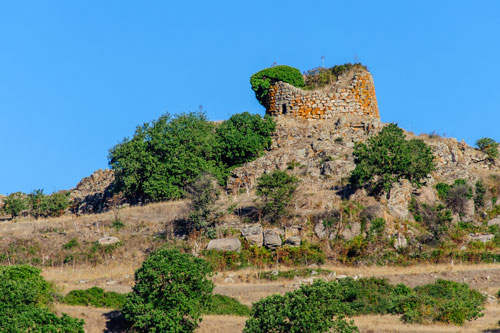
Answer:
[{"xmin": 265, "ymin": 70, "xmax": 379, "ymax": 121}]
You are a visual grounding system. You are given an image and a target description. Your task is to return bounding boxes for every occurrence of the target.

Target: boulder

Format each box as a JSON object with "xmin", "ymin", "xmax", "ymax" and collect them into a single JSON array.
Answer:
[
  {"xmin": 341, "ymin": 222, "xmax": 361, "ymax": 240},
  {"xmin": 98, "ymin": 236, "xmax": 120, "ymax": 245},
  {"xmin": 360, "ymin": 205, "xmax": 385, "ymax": 222},
  {"xmin": 284, "ymin": 236, "xmax": 301, "ymax": 247},
  {"xmin": 263, "ymin": 230, "xmax": 282, "ymax": 249},
  {"xmin": 241, "ymin": 225, "xmax": 263, "ymax": 247},
  {"xmin": 207, "ymin": 238, "xmax": 241, "ymax": 252},
  {"xmin": 469, "ymin": 234, "xmax": 494, "ymax": 243},
  {"xmin": 488, "ymin": 216, "xmax": 500, "ymax": 226},
  {"xmin": 393, "ymin": 234, "xmax": 408, "ymax": 250},
  {"xmin": 415, "ymin": 186, "xmax": 437, "ymax": 205},
  {"xmin": 314, "ymin": 222, "xmax": 328, "ymax": 239}
]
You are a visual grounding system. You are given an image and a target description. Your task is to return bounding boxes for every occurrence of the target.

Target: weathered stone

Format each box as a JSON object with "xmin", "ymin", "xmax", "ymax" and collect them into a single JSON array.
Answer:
[
  {"xmin": 207, "ymin": 238, "xmax": 241, "ymax": 252},
  {"xmin": 469, "ymin": 234, "xmax": 494, "ymax": 243},
  {"xmin": 488, "ymin": 217, "xmax": 500, "ymax": 226},
  {"xmin": 341, "ymin": 222, "xmax": 361, "ymax": 240},
  {"xmin": 388, "ymin": 180, "xmax": 412, "ymax": 221},
  {"xmin": 241, "ymin": 225, "xmax": 263, "ymax": 247},
  {"xmin": 393, "ymin": 234, "xmax": 408, "ymax": 250},
  {"xmin": 284, "ymin": 236, "xmax": 301, "ymax": 247},
  {"xmin": 415, "ymin": 186, "xmax": 437, "ymax": 205},
  {"xmin": 98, "ymin": 236, "xmax": 120, "ymax": 245},
  {"xmin": 263, "ymin": 230, "xmax": 282, "ymax": 249},
  {"xmin": 314, "ymin": 222, "xmax": 328, "ymax": 239}
]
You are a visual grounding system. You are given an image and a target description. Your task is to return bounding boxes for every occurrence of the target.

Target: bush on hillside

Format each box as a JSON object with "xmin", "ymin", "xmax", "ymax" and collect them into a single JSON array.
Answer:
[
  {"xmin": 256, "ymin": 170, "xmax": 300, "ymax": 223},
  {"xmin": 244, "ymin": 277, "xmax": 485, "ymax": 332},
  {"xmin": 0, "ymin": 265, "xmax": 84, "ymax": 332},
  {"xmin": 186, "ymin": 173, "xmax": 220, "ymax": 236},
  {"xmin": 350, "ymin": 124, "xmax": 435, "ymax": 196},
  {"xmin": 476, "ymin": 137, "xmax": 499, "ymax": 161},
  {"xmin": 63, "ymin": 287, "xmax": 127, "ymax": 309},
  {"xmin": 109, "ymin": 112, "xmax": 275, "ymax": 203},
  {"xmin": 250, "ymin": 65, "xmax": 304, "ymax": 105},
  {"xmin": 2, "ymin": 192, "xmax": 28, "ymax": 218},
  {"xmin": 215, "ymin": 112, "xmax": 276, "ymax": 168},
  {"xmin": 122, "ymin": 248, "xmax": 214, "ymax": 332}
]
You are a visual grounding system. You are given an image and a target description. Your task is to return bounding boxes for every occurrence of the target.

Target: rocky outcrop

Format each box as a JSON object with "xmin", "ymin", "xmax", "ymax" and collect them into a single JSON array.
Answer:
[
  {"xmin": 70, "ymin": 169, "xmax": 115, "ymax": 214},
  {"xmin": 263, "ymin": 230, "xmax": 282, "ymax": 249},
  {"xmin": 241, "ymin": 225, "xmax": 263, "ymax": 247}
]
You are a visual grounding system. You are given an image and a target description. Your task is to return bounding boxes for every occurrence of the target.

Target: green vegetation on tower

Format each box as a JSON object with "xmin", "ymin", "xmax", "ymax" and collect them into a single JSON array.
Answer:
[{"xmin": 250, "ymin": 65, "xmax": 304, "ymax": 105}]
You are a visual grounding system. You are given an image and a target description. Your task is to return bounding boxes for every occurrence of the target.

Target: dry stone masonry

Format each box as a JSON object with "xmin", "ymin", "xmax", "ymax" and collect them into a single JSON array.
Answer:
[{"xmin": 265, "ymin": 68, "xmax": 379, "ymax": 125}]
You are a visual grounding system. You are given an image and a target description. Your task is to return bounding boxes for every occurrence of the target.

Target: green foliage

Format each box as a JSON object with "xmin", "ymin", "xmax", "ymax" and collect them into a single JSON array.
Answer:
[
  {"xmin": 202, "ymin": 242, "xmax": 325, "ymax": 271},
  {"xmin": 45, "ymin": 191, "xmax": 71, "ymax": 217},
  {"xmin": 435, "ymin": 179, "xmax": 472, "ymax": 215},
  {"xmin": 122, "ymin": 248, "xmax": 214, "ymax": 332},
  {"xmin": 0, "ymin": 265, "xmax": 84, "ymax": 332},
  {"xmin": 109, "ymin": 112, "xmax": 220, "ymax": 203},
  {"xmin": 28, "ymin": 189, "xmax": 48, "ymax": 219},
  {"xmin": 259, "ymin": 268, "xmax": 331, "ymax": 281},
  {"xmin": 3, "ymin": 192, "xmax": 28, "ymax": 218},
  {"xmin": 62, "ymin": 238, "xmax": 79, "ymax": 250},
  {"xmin": 63, "ymin": 287, "xmax": 127, "ymax": 309},
  {"xmin": 474, "ymin": 180, "xmax": 486, "ymax": 209},
  {"xmin": 186, "ymin": 174, "xmax": 220, "ymax": 235},
  {"xmin": 200, "ymin": 294, "xmax": 251, "ymax": 316},
  {"xmin": 250, "ymin": 65, "xmax": 304, "ymax": 105},
  {"xmin": 350, "ymin": 124, "xmax": 435, "ymax": 196},
  {"xmin": 215, "ymin": 112, "xmax": 276, "ymax": 168},
  {"xmin": 435, "ymin": 183, "xmax": 450, "ymax": 200},
  {"xmin": 244, "ymin": 278, "xmax": 485, "ymax": 332},
  {"xmin": 367, "ymin": 218, "xmax": 386, "ymax": 239},
  {"xmin": 401, "ymin": 280, "xmax": 485, "ymax": 325},
  {"xmin": 109, "ymin": 112, "xmax": 275, "ymax": 203},
  {"xmin": 256, "ymin": 170, "xmax": 300, "ymax": 223},
  {"xmin": 476, "ymin": 137, "xmax": 499, "ymax": 161}
]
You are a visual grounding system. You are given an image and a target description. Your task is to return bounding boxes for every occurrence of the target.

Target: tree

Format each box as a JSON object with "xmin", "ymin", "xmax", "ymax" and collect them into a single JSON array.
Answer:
[
  {"xmin": 215, "ymin": 112, "xmax": 276, "ymax": 168},
  {"xmin": 186, "ymin": 174, "xmax": 220, "ymax": 237},
  {"xmin": 3, "ymin": 192, "xmax": 27, "ymax": 218},
  {"xmin": 476, "ymin": 137, "xmax": 499, "ymax": 161},
  {"xmin": 109, "ymin": 112, "xmax": 221, "ymax": 203},
  {"xmin": 350, "ymin": 124, "xmax": 435, "ymax": 196},
  {"xmin": 250, "ymin": 65, "xmax": 305, "ymax": 105},
  {"xmin": 28, "ymin": 189, "xmax": 48, "ymax": 220},
  {"xmin": 256, "ymin": 170, "xmax": 300, "ymax": 223},
  {"xmin": 122, "ymin": 248, "xmax": 214, "ymax": 332}
]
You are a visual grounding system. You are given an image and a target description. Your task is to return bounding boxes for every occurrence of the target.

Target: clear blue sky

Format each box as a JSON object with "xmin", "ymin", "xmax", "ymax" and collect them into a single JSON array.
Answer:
[{"xmin": 1, "ymin": 1, "xmax": 499, "ymax": 195}]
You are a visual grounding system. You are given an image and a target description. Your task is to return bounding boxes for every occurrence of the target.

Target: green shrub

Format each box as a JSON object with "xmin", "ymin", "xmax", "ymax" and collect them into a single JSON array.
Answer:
[
  {"xmin": 474, "ymin": 180, "xmax": 486, "ymax": 209},
  {"xmin": 401, "ymin": 280, "xmax": 485, "ymax": 325},
  {"xmin": 244, "ymin": 277, "xmax": 485, "ymax": 332},
  {"xmin": 250, "ymin": 65, "xmax": 304, "ymax": 105},
  {"xmin": 350, "ymin": 124, "xmax": 435, "ymax": 196},
  {"xmin": 215, "ymin": 112, "xmax": 276, "ymax": 168},
  {"xmin": 201, "ymin": 294, "xmax": 250, "ymax": 316},
  {"xmin": 62, "ymin": 238, "xmax": 79, "ymax": 250},
  {"xmin": 476, "ymin": 137, "xmax": 499, "ymax": 161},
  {"xmin": 256, "ymin": 170, "xmax": 300, "ymax": 223},
  {"xmin": 435, "ymin": 183, "xmax": 450, "ymax": 200},
  {"xmin": 186, "ymin": 173, "xmax": 220, "ymax": 235},
  {"xmin": 0, "ymin": 265, "xmax": 84, "ymax": 332},
  {"xmin": 28, "ymin": 189, "xmax": 48, "ymax": 220},
  {"xmin": 3, "ymin": 192, "xmax": 28, "ymax": 218},
  {"xmin": 122, "ymin": 248, "xmax": 214, "ymax": 332},
  {"xmin": 46, "ymin": 191, "xmax": 71, "ymax": 217},
  {"xmin": 63, "ymin": 287, "xmax": 127, "ymax": 309}
]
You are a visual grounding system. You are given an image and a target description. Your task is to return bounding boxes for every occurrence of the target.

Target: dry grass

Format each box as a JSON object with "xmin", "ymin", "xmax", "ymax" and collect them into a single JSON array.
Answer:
[{"xmin": 197, "ymin": 315, "xmax": 247, "ymax": 333}]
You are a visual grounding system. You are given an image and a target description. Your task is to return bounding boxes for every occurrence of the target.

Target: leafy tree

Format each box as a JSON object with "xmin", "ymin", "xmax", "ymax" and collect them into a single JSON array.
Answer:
[
  {"xmin": 250, "ymin": 65, "xmax": 304, "ymax": 105},
  {"xmin": 3, "ymin": 192, "xmax": 28, "ymax": 218},
  {"xmin": 28, "ymin": 189, "xmax": 48, "ymax": 220},
  {"xmin": 186, "ymin": 173, "xmax": 220, "ymax": 237},
  {"xmin": 476, "ymin": 137, "xmax": 499, "ymax": 161},
  {"xmin": 0, "ymin": 265, "xmax": 84, "ymax": 332},
  {"xmin": 122, "ymin": 248, "xmax": 214, "ymax": 332},
  {"xmin": 109, "ymin": 112, "xmax": 221, "ymax": 203},
  {"xmin": 350, "ymin": 124, "xmax": 435, "ymax": 196},
  {"xmin": 474, "ymin": 180, "xmax": 486, "ymax": 209},
  {"xmin": 215, "ymin": 112, "xmax": 276, "ymax": 168},
  {"xmin": 256, "ymin": 170, "xmax": 300, "ymax": 223},
  {"xmin": 46, "ymin": 191, "xmax": 71, "ymax": 217}
]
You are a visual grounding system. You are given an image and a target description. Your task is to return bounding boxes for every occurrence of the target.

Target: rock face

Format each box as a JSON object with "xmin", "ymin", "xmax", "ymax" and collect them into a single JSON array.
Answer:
[
  {"xmin": 284, "ymin": 236, "xmax": 301, "ymax": 247},
  {"xmin": 341, "ymin": 222, "xmax": 361, "ymax": 240},
  {"xmin": 207, "ymin": 238, "xmax": 241, "ymax": 252},
  {"xmin": 263, "ymin": 230, "xmax": 282, "ymax": 249},
  {"xmin": 393, "ymin": 234, "xmax": 408, "ymax": 250},
  {"xmin": 70, "ymin": 169, "xmax": 115, "ymax": 214},
  {"xmin": 469, "ymin": 234, "xmax": 494, "ymax": 243},
  {"xmin": 241, "ymin": 225, "xmax": 263, "ymax": 247},
  {"xmin": 388, "ymin": 180, "xmax": 412, "ymax": 221}
]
